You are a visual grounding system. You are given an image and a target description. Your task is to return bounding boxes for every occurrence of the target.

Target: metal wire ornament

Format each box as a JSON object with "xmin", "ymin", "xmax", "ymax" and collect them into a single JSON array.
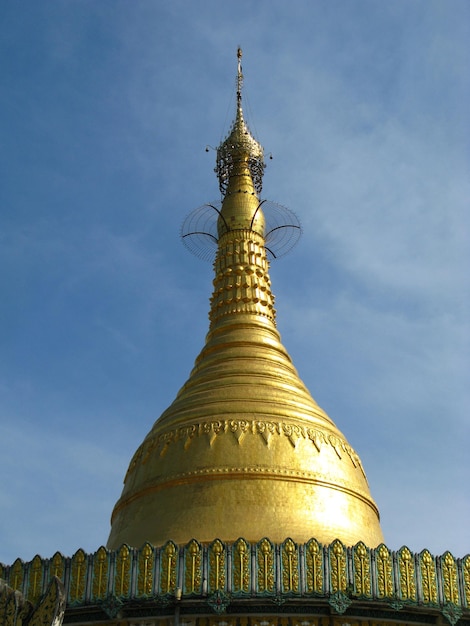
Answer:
[{"xmin": 181, "ymin": 200, "xmax": 301, "ymax": 262}]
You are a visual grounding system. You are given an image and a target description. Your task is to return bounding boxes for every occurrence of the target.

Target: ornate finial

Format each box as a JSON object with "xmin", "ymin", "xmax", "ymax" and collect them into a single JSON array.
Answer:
[
  {"xmin": 215, "ymin": 49, "xmax": 265, "ymax": 197},
  {"xmin": 237, "ymin": 47, "xmax": 243, "ymax": 109},
  {"xmin": 181, "ymin": 49, "xmax": 302, "ymax": 261}
]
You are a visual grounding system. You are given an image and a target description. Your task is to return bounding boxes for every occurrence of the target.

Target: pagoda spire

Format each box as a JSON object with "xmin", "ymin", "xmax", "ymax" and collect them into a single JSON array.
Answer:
[
  {"xmin": 107, "ymin": 51, "xmax": 384, "ymax": 551},
  {"xmin": 209, "ymin": 49, "xmax": 273, "ymax": 326}
]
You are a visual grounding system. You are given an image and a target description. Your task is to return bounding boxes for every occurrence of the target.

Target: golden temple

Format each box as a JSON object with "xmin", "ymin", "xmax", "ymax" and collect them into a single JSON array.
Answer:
[{"xmin": 1, "ymin": 49, "xmax": 468, "ymax": 626}]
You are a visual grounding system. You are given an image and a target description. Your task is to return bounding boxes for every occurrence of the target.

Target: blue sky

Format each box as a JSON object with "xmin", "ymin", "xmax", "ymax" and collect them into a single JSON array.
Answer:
[{"xmin": 0, "ymin": 1, "xmax": 469, "ymax": 565}]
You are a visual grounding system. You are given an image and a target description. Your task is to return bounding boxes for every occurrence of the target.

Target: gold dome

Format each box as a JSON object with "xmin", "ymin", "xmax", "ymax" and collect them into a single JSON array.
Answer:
[{"xmin": 107, "ymin": 50, "xmax": 384, "ymax": 551}]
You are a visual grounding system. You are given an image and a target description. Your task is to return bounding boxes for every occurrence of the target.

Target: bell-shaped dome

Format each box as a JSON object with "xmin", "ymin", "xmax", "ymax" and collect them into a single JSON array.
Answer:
[{"xmin": 107, "ymin": 50, "xmax": 384, "ymax": 551}]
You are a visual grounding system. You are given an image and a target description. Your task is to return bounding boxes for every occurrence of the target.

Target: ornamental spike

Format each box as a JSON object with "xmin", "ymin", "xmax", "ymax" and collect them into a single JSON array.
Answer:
[{"xmin": 215, "ymin": 49, "xmax": 265, "ymax": 197}]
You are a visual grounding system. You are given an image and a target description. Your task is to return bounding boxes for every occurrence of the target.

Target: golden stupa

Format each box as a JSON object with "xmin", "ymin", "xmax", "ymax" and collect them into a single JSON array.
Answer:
[
  {"xmin": 107, "ymin": 49, "xmax": 384, "ymax": 551},
  {"xmin": 4, "ymin": 50, "xmax": 469, "ymax": 626}
]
